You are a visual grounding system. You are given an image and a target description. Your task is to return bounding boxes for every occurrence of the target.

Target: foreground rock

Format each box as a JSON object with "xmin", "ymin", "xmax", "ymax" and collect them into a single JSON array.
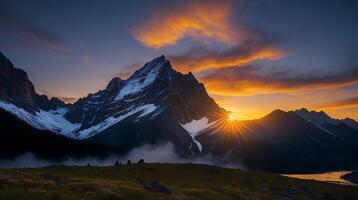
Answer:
[{"xmin": 140, "ymin": 180, "xmax": 172, "ymax": 195}]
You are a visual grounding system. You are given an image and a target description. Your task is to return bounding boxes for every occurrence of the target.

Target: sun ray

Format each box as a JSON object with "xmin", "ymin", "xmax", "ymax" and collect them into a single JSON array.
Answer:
[{"xmin": 209, "ymin": 111, "xmax": 254, "ymax": 144}]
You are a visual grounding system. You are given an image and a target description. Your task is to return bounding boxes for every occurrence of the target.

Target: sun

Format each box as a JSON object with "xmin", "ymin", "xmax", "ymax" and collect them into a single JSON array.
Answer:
[
  {"xmin": 228, "ymin": 114, "xmax": 236, "ymax": 121},
  {"xmin": 210, "ymin": 110, "xmax": 254, "ymax": 138}
]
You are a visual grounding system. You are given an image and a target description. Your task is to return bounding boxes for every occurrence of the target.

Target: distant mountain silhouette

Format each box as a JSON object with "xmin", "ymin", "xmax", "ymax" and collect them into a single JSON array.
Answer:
[
  {"xmin": 198, "ymin": 109, "xmax": 358, "ymax": 173},
  {"xmin": 295, "ymin": 108, "xmax": 358, "ymax": 130}
]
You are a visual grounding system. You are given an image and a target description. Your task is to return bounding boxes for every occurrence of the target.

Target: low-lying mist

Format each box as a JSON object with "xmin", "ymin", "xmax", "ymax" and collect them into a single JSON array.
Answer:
[{"xmin": 0, "ymin": 142, "xmax": 245, "ymax": 169}]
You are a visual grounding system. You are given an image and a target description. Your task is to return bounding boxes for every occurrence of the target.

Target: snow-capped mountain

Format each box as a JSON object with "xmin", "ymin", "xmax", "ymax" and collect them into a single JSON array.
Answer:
[
  {"xmin": 0, "ymin": 52, "xmax": 223, "ymax": 155},
  {"xmin": 64, "ymin": 55, "xmax": 223, "ymax": 139},
  {"xmin": 295, "ymin": 108, "xmax": 358, "ymax": 131},
  {"xmin": 66, "ymin": 55, "xmax": 224, "ymax": 155}
]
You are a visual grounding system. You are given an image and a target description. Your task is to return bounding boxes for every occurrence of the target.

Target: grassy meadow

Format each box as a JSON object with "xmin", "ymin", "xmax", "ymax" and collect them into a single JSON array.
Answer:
[{"xmin": 0, "ymin": 163, "xmax": 357, "ymax": 200}]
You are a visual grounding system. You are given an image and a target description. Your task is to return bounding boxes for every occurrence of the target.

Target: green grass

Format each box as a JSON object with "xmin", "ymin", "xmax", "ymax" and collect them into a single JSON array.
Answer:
[{"xmin": 0, "ymin": 163, "xmax": 357, "ymax": 200}]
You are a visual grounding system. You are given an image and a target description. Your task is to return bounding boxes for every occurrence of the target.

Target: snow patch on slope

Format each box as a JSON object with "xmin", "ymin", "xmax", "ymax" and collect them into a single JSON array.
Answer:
[
  {"xmin": 76, "ymin": 104, "xmax": 158, "ymax": 139},
  {"xmin": 312, "ymin": 122, "xmax": 336, "ymax": 137},
  {"xmin": 301, "ymin": 117, "xmax": 337, "ymax": 138},
  {"xmin": 0, "ymin": 101, "xmax": 80, "ymax": 136},
  {"xmin": 0, "ymin": 101, "xmax": 159, "ymax": 139},
  {"xmin": 181, "ymin": 117, "xmax": 216, "ymax": 151},
  {"xmin": 34, "ymin": 109, "xmax": 81, "ymax": 135}
]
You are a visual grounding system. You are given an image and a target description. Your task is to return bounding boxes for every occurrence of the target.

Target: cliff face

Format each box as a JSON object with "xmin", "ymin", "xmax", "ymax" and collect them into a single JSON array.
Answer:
[{"xmin": 0, "ymin": 52, "xmax": 64, "ymax": 111}]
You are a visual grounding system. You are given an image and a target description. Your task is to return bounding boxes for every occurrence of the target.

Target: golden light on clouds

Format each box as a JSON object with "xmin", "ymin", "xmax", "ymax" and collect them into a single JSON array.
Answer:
[
  {"xmin": 132, "ymin": 0, "xmax": 285, "ymax": 73},
  {"xmin": 316, "ymin": 96, "xmax": 358, "ymax": 110},
  {"xmin": 129, "ymin": 0, "xmax": 358, "ymax": 121},
  {"xmin": 199, "ymin": 65, "xmax": 358, "ymax": 96},
  {"xmin": 132, "ymin": 1, "xmax": 238, "ymax": 48},
  {"xmin": 171, "ymin": 47, "xmax": 283, "ymax": 73},
  {"xmin": 202, "ymin": 79, "xmax": 358, "ymax": 97}
]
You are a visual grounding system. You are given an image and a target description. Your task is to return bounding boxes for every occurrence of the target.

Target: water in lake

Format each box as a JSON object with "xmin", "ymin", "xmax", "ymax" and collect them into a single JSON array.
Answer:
[{"xmin": 282, "ymin": 171, "xmax": 355, "ymax": 185}]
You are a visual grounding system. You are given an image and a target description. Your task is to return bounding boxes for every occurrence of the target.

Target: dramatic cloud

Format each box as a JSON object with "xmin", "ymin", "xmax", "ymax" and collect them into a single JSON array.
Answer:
[
  {"xmin": 132, "ymin": 1, "xmax": 239, "ymax": 48},
  {"xmin": 132, "ymin": 0, "xmax": 284, "ymax": 73},
  {"xmin": 317, "ymin": 96, "xmax": 358, "ymax": 110},
  {"xmin": 199, "ymin": 65, "xmax": 358, "ymax": 96},
  {"xmin": 0, "ymin": 9, "xmax": 67, "ymax": 54},
  {"xmin": 169, "ymin": 40, "xmax": 283, "ymax": 73}
]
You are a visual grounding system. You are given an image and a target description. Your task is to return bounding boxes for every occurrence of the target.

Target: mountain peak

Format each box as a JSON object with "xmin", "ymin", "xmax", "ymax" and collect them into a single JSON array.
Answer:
[
  {"xmin": 0, "ymin": 52, "xmax": 57, "ymax": 112},
  {"xmin": 106, "ymin": 77, "xmax": 123, "ymax": 89},
  {"xmin": 294, "ymin": 108, "xmax": 358, "ymax": 130},
  {"xmin": 49, "ymin": 97, "xmax": 66, "ymax": 109},
  {"xmin": 296, "ymin": 108, "xmax": 309, "ymax": 112},
  {"xmin": 144, "ymin": 54, "xmax": 166, "ymax": 66},
  {"xmin": 260, "ymin": 109, "xmax": 306, "ymax": 126},
  {"xmin": 132, "ymin": 55, "xmax": 169, "ymax": 77},
  {"xmin": 150, "ymin": 54, "xmax": 166, "ymax": 63},
  {"xmin": 271, "ymin": 109, "xmax": 286, "ymax": 115},
  {"xmin": 296, "ymin": 107, "xmax": 328, "ymax": 114},
  {"xmin": 157, "ymin": 54, "xmax": 166, "ymax": 61},
  {"xmin": 295, "ymin": 108, "xmax": 331, "ymax": 120}
]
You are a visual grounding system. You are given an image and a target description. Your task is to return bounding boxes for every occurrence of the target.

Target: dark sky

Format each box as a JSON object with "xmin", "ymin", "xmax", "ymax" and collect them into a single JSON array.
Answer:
[{"xmin": 0, "ymin": 0, "xmax": 357, "ymax": 120}]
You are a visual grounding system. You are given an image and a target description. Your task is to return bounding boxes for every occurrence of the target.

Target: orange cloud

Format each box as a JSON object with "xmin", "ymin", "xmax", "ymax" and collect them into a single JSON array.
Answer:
[
  {"xmin": 169, "ymin": 41, "xmax": 283, "ymax": 73},
  {"xmin": 132, "ymin": 1, "xmax": 238, "ymax": 48},
  {"xmin": 199, "ymin": 65, "xmax": 358, "ymax": 96},
  {"xmin": 132, "ymin": 0, "xmax": 284, "ymax": 73},
  {"xmin": 316, "ymin": 96, "xmax": 358, "ymax": 110}
]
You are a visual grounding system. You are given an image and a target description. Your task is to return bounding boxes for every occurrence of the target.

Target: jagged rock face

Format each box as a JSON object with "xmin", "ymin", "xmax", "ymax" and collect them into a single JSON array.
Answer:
[
  {"xmin": 0, "ymin": 53, "xmax": 36, "ymax": 109},
  {"xmin": 158, "ymin": 71, "xmax": 221, "ymax": 123},
  {"xmin": 65, "ymin": 55, "xmax": 223, "ymax": 131},
  {"xmin": 295, "ymin": 108, "xmax": 358, "ymax": 131},
  {"xmin": 0, "ymin": 52, "xmax": 65, "ymax": 111},
  {"xmin": 49, "ymin": 97, "xmax": 66, "ymax": 109}
]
